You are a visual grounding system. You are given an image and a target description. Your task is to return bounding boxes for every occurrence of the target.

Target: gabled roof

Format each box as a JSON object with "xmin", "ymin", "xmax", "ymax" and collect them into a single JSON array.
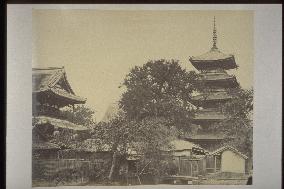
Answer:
[
  {"xmin": 210, "ymin": 145, "xmax": 248, "ymax": 159},
  {"xmin": 34, "ymin": 116, "xmax": 89, "ymax": 131},
  {"xmin": 32, "ymin": 67, "xmax": 86, "ymax": 104}
]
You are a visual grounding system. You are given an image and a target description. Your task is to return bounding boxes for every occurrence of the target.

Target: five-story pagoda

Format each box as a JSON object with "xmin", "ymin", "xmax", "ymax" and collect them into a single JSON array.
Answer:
[{"xmin": 188, "ymin": 17, "xmax": 239, "ymax": 151}]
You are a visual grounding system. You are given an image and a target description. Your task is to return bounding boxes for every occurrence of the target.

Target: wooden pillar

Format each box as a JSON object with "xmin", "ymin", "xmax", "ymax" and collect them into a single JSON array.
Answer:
[
  {"xmin": 178, "ymin": 156, "xmax": 181, "ymax": 174},
  {"xmin": 190, "ymin": 162, "xmax": 193, "ymax": 176},
  {"xmin": 214, "ymin": 156, "xmax": 217, "ymax": 173},
  {"xmin": 72, "ymin": 104, "xmax": 75, "ymax": 122}
]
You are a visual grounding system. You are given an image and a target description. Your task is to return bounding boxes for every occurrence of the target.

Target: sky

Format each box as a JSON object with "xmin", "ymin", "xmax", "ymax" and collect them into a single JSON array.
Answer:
[{"xmin": 33, "ymin": 10, "xmax": 253, "ymax": 121}]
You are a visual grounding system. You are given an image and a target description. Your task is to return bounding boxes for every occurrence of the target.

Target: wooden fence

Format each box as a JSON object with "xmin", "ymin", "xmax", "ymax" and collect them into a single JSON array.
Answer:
[
  {"xmin": 33, "ymin": 159, "xmax": 95, "ymax": 185},
  {"xmin": 175, "ymin": 157, "xmax": 206, "ymax": 177}
]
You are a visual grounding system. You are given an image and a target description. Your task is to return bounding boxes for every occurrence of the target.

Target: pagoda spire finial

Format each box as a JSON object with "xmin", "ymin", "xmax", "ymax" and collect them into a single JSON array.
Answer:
[{"xmin": 212, "ymin": 16, "xmax": 218, "ymax": 50}]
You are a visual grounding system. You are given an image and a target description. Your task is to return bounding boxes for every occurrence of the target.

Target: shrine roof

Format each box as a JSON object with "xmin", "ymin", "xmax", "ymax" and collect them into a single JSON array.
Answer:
[
  {"xmin": 32, "ymin": 67, "xmax": 86, "ymax": 104},
  {"xmin": 34, "ymin": 116, "xmax": 89, "ymax": 131},
  {"xmin": 33, "ymin": 141, "xmax": 60, "ymax": 150}
]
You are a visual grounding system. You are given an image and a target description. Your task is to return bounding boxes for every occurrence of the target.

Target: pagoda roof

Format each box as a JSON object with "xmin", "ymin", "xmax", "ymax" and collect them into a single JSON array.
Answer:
[
  {"xmin": 191, "ymin": 91, "xmax": 233, "ymax": 104},
  {"xmin": 32, "ymin": 67, "xmax": 86, "ymax": 104},
  {"xmin": 199, "ymin": 72, "xmax": 239, "ymax": 88},
  {"xmin": 190, "ymin": 48, "xmax": 237, "ymax": 70},
  {"xmin": 200, "ymin": 72, "xmax": 236, "ymax": 81},
  {"xmin": 193, "ymin": 109, "xmax": 226, "ymax": 121},
  {"xmin": 34, "ymin": 116, "xmax": 89, "ymax": 131}
]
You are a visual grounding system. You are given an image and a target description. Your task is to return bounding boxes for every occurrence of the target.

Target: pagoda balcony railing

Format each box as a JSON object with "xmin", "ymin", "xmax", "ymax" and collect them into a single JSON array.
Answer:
[{"xmin": 33, "ymin": 105, "xmax": 68, "ymax": 120}]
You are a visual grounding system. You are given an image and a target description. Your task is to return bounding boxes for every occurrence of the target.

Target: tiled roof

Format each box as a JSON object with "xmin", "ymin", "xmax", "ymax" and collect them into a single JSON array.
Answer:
[
  {"xmin": 32, "ymin": 67, "xmax": 86, "ymax": 103},
  {"xmin": 187, "ymin": 134, "xmax": 225, "ymax": 140},
  {"xmin": 32, "ymin": 67, "xmax": 65, "ymax": 92},
  {"xmin": 71, "ymin": 139, "xmax": 111, "ymax": 152},
  {"xmin": 50, "ymin": 88, "xmax": 86, "ymax": 102},
  {"xmin": 33, "ymin": 141, "xmax": 60, "ymax": 150},
  {"xmin": 191, "ymin": 48, "xmax": 233, "ymax": 61},
  {"xmin": 192, "ymin": 91, "xmax": 233, "ymax": 102},
  {"xmin": 189, "ymin": 48, "xmax": 237, "ymax": 70},
  {"xmin": 169, "ymin": 139, "xmax": 203, "ymax": 151},
  {"xmin": 34, "ymin": 116, "xmax": 89, "ymax": 131},
  {"xmin": 200, "ymin": 72, "xmax": 236, "ymax": 81},
  {"xmin": 210, "ymin": 145, "xmax": 248, "ymax": 159}
]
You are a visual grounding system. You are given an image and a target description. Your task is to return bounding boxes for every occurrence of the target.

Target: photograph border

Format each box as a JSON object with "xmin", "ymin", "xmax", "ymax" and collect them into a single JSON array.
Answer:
[{"xmin": 6, "ymin": 4, "xmax": 282, "ymax": 189}]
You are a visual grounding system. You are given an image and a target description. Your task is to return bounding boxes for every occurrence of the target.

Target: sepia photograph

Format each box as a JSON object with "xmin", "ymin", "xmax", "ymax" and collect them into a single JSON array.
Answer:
[{"xmin": 31, "ymin": 10, "xmax": 254, "ymax": 186}]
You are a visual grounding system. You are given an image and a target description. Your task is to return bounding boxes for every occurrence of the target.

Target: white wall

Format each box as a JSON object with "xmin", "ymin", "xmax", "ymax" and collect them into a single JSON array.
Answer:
[
  {"xmin": 173, "ymin": 150, "xmax": 191, "ymax": 157},
  {"xmin": 221, "ymin": 150, "xmax": 245, "ymax": 173}
]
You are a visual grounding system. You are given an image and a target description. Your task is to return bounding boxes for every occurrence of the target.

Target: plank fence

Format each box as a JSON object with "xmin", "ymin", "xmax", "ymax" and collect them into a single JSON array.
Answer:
[
  {"xmin": 33, "ymin": 159, "xmax": 95, "ymax": 185},
  {"xmin": 175, "ymin": 157, "xmax": 207, "ymax": 177}
]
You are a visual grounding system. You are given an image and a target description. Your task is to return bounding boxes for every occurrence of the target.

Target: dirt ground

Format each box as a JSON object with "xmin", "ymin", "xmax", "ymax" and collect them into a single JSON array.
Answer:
[{"xmin": 199, "ymin": 179, "xmax": 248, "ymax": 185}]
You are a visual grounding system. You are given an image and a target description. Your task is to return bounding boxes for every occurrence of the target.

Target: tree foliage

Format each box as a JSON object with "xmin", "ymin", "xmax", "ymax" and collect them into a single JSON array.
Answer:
[
  {"xmin": 92, "ymin": 114, "xmax": 179, "ymax": 181},
  {"xmin": 61, "ymin": 105, "xmax": 96, "ymax": 129},
  {"xmin": 119, "ymin": 59, "xmax": 200, "ymax": 131},
  {"xmin": 216, "ymin": 88, "xmax": 253, "ymax": 158}
]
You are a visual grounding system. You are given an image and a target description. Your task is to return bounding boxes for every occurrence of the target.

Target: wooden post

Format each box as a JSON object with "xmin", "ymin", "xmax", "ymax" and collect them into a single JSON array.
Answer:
[
  {"xmin": 190, "ymin": 162, "xmax": 193, "ymax": 176},
  {"xmin": 72, "ymin": 104, "xmax": 75, "ymax": 122},
  {"xmin": 214, "ymin": 156, "xmax": 217, "ymax": 173},
  {"xmin": 136, "ymin": 161, "xmax": 141, "ymax": 185},
  {"xmin": 196, "ymin": 161, "xmax": 199, "ymax": 176},
  {"xmin": 178, "ymin": 156, "xmax": 181, "ymax": 175}
]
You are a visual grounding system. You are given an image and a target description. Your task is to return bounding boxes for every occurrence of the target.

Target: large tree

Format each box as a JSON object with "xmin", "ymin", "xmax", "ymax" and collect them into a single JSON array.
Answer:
[
  {"xmin": 119, "ymin": 59, "xmax": 200, "ymax": 131},
  {"xmin": 92, "ymin": 115, "xmax": 179, "ymax": 182}
]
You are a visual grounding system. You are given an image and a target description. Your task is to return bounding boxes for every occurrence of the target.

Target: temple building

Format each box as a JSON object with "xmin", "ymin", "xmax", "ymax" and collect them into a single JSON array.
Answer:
[
  {"xmin": 187, "ymin": 17, "xmax": 239, "ymax": 151},
  {"xmin": 32, "ymin": 67, "xmax": 88, "ymax": 146},
  {"xmin": 32, "ymin": 67, "xmax": 89, "ymax": 183}
]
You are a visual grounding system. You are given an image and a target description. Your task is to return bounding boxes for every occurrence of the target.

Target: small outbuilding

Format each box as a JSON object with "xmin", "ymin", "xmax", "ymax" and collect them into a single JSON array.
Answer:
[
  {"xmin": 167, "ymin": 140, "xmax": 207, "ymax": 177},
  {"xmin": 210, "ymin": 146, "xmax": 248, "ymax": 174}
]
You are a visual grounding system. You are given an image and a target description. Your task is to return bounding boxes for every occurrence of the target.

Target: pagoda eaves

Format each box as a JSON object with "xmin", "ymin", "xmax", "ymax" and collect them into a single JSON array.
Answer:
[
  {"xmin": 189, "ymin": 48, "xmax": 238, "ymax": 70},
  {"xmin": 188, "ymin": 17, "xmax": 240, "ymax": 151}
]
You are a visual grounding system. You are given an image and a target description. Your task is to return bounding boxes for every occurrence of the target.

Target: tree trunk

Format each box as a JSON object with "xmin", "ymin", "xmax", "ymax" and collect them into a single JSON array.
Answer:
[{"xmin": 108, "ymin": 151, "xmax": 119, "ymax": 181}]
